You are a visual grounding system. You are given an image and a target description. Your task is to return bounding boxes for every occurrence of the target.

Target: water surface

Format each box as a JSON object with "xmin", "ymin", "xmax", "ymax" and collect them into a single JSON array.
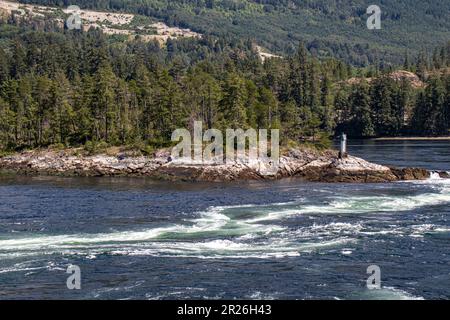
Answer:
[{"xmin": 0, "ymin": 140, "xmax": 449, "ymax": 300}]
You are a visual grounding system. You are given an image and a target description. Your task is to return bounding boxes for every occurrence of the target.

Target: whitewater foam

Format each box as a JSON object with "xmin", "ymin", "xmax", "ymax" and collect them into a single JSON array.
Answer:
[
  {"xmin": 360, "ymin": 286, "xmax": 424, "ymax": 300},
  {"xmin": 429, "ymin": 172, "xmax": 442, "ymax": 180},
  {"xmin": 1, "ymin": 178, "xmax": 449, "ymax": 260}
]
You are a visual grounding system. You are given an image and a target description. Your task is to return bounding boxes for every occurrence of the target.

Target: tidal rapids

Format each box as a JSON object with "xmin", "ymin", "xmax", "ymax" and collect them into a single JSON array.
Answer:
[{"xmin": 1, "ymin": 140, "xmax": 449, "ymax": 299}]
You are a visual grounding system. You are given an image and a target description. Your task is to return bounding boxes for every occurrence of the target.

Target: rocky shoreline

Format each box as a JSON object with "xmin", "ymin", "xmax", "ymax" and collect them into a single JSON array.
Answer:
[{"xmin": 1, "ymin": 148, "xmax": 446, "ymax": 183}]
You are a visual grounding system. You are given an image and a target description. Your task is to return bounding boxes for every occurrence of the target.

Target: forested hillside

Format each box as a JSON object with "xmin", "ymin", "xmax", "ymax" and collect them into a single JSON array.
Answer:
[
  {"xmin": 17, "ymin": 0, "xmax": 450, "ymax": 66},
  {"xmin": 0, "ymin": 6, "xmax": 449, "ymax": 154}
]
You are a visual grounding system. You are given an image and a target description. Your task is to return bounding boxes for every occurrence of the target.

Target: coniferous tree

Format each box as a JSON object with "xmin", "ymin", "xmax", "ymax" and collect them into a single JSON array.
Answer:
[
  {"xmin": 349, "ymin": 83, "xmax": 374, "ymax": 137},
  {"xmin": 219, "ymin": 73, "xmax": 248, "ymax": 129}
]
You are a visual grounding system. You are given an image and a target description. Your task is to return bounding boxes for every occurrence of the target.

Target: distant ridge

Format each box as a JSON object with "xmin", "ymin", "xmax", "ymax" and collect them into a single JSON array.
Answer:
[{"xmin": 14, "ymin": 0, "xmax": 450, "ymax": 66}]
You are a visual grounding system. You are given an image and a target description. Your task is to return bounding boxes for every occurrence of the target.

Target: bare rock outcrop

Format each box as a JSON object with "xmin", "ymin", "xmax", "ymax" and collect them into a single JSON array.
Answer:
[
  {"xmin": 0, "ymin": 148, "xmax": 432, "ymax": 183},
  {"xmin": 345, "ymin": 70, "xmax": 425, "ymax": 89}
]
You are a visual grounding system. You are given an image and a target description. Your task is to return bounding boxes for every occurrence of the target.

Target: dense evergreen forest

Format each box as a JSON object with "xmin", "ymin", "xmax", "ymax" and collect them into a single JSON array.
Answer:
[
  {"xmin": 0, "ymin": 14, "xmax": 449, "ymax": 154},
  {"xmin": 18, "ymin": 0, "xmax": 450, "ymax": 66}
]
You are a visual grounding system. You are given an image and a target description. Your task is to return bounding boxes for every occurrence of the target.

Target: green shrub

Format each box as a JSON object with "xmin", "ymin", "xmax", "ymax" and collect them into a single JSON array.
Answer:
[
  {"xmin": 84, "ymin": 141, "xmax": 109, "ymax": 155},
  {"xmin": 0, "ymin": 150, "xmax": 13, "ymax": 158},
  {"xmin": 314, "ymin": 133, "xmax": 333, "ymax": 150},
  {"xmin": 49, "ymin": 143, "xmax": 66, "ymax": 151},
  {"xmin": 140, "ymin": 144, "xmax": 154, "ymax": 156}
]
